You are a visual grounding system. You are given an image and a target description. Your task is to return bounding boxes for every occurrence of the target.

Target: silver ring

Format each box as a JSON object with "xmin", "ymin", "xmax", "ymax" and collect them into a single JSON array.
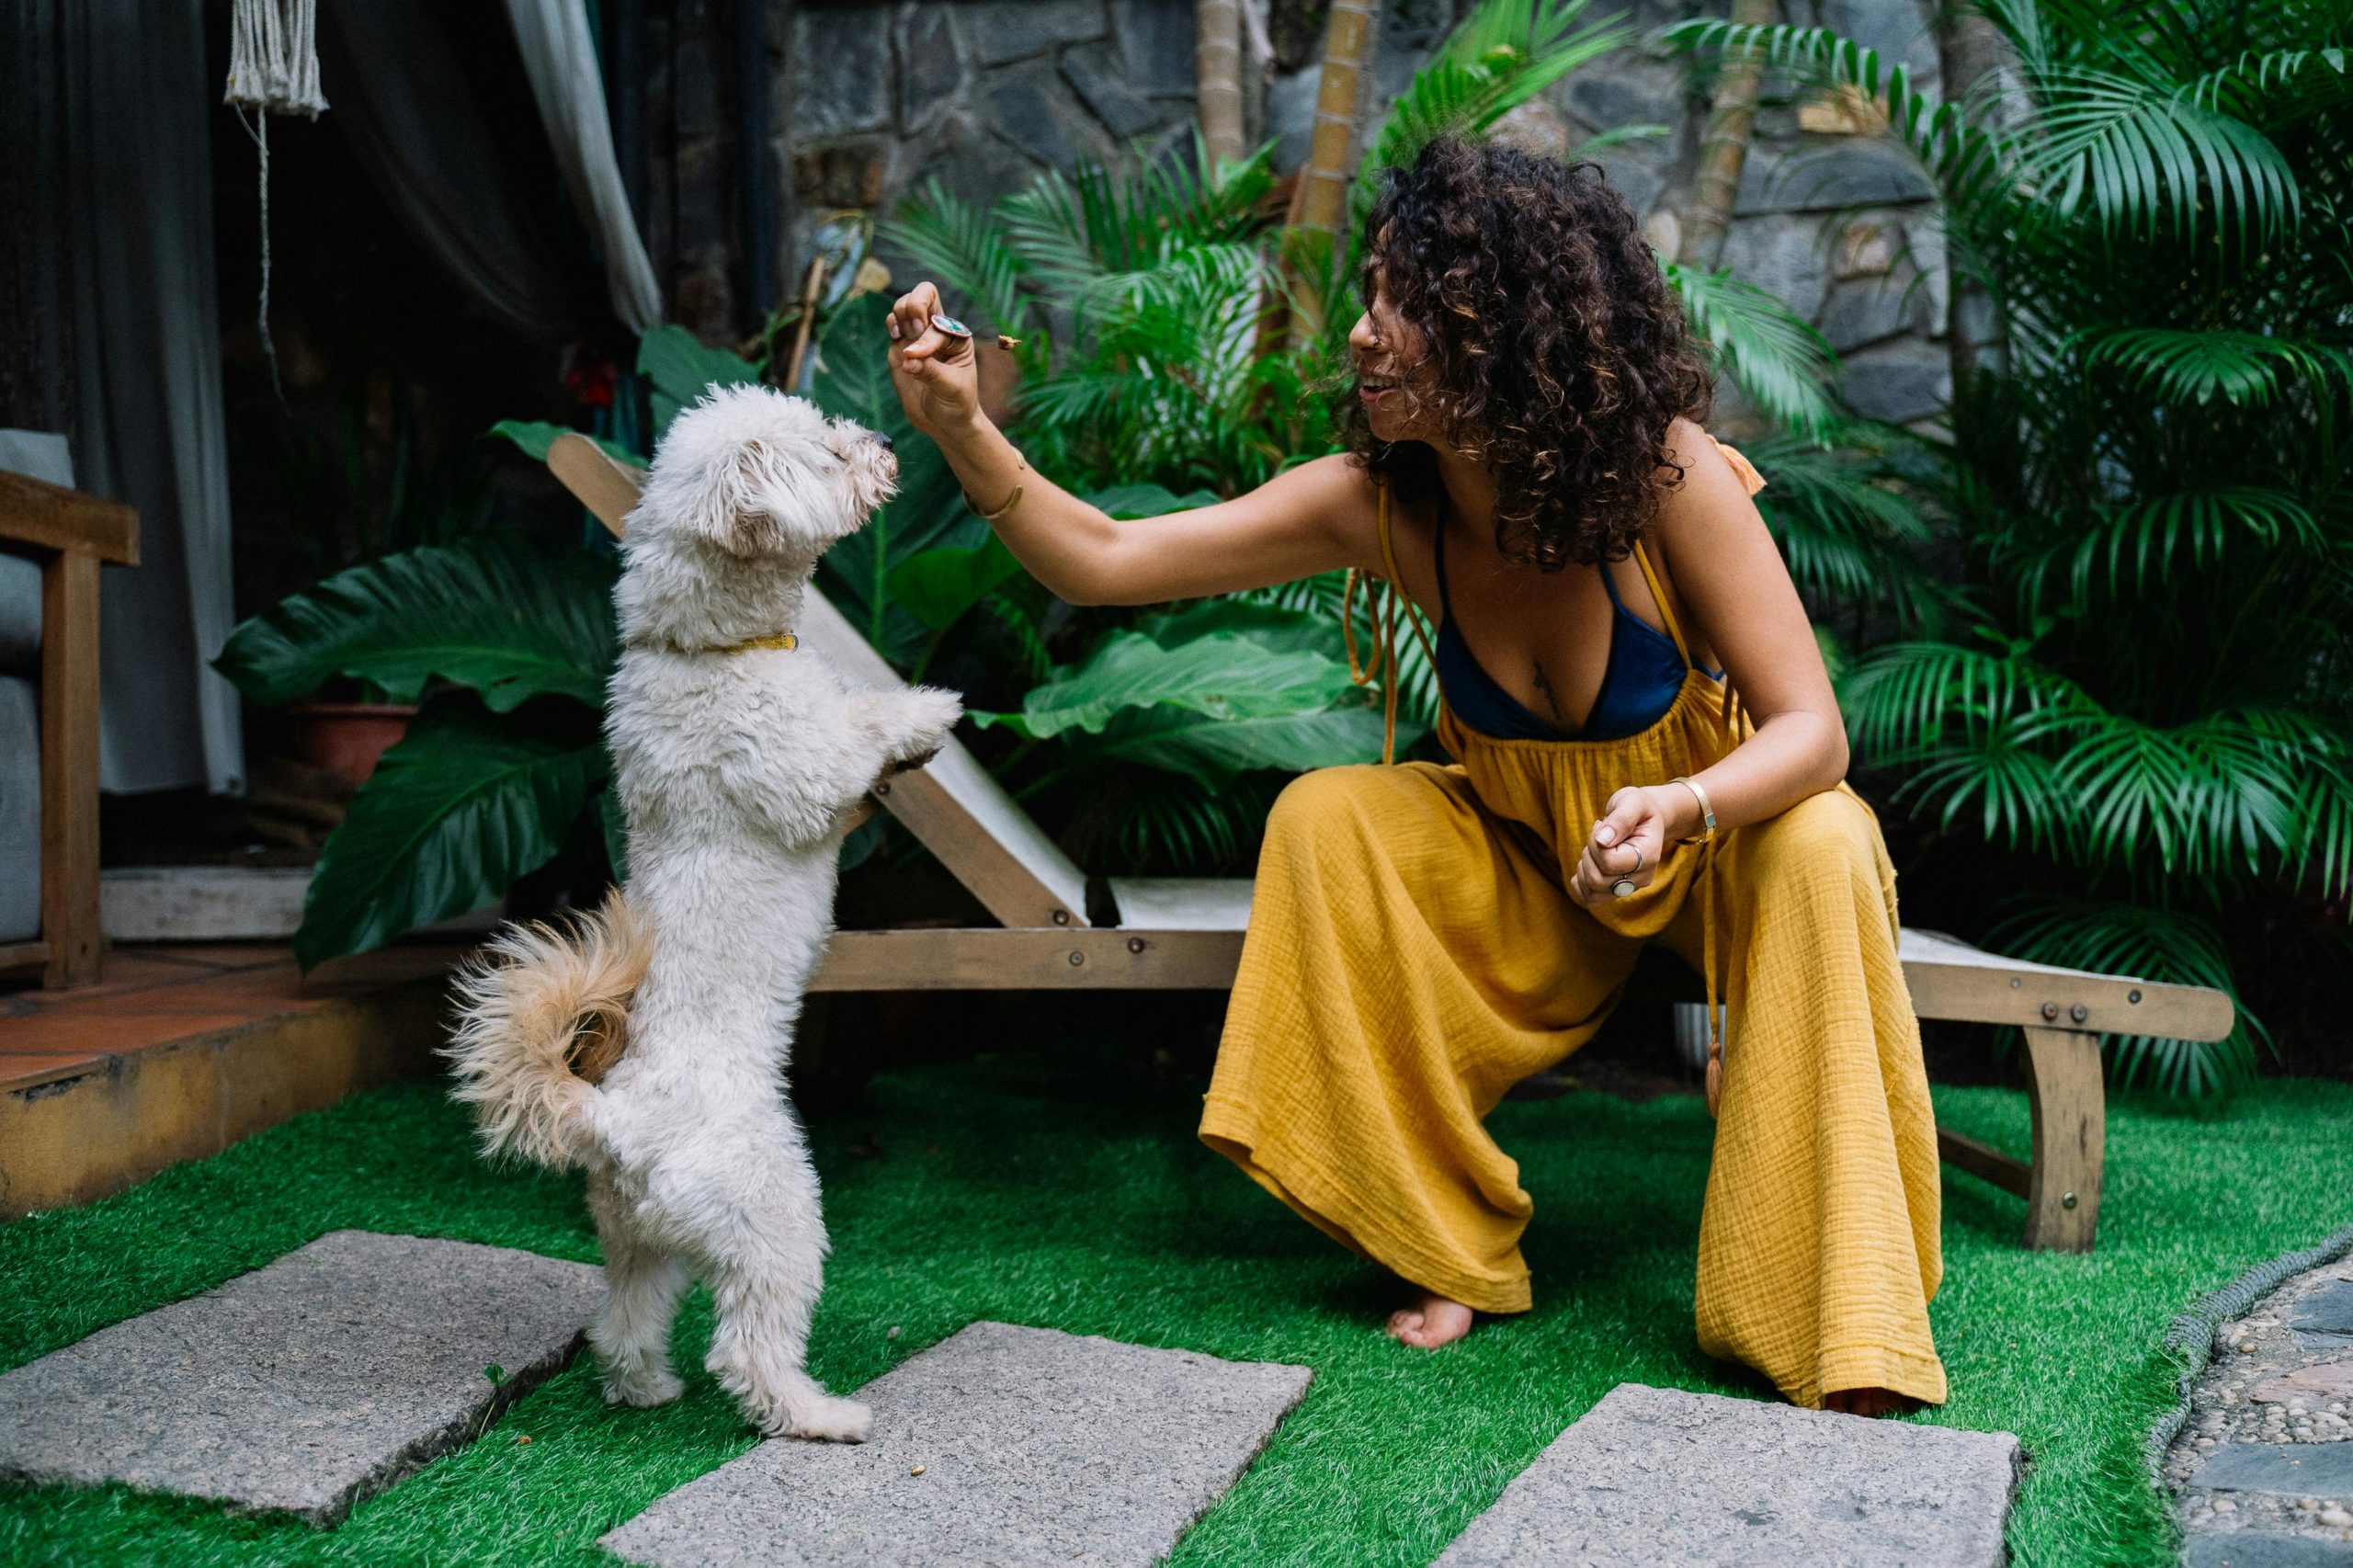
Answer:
[
  {"xmin": 1628, "ymin": 844, "xmax": 1644, "ymax": 875},
  {"xmin": 1611, "ymin": 878, "xmax": 1635, "ymax": 899}
]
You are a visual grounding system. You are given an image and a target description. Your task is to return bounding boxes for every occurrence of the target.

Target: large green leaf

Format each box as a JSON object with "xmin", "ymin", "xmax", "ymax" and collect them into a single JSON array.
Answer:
[
  {"xmin": 638, "ymin": 325, "xmax": 762, "ymax": 440},
  {"xmin": 1086, "ymin": 483, "xmax": 1222, "ymax": 519},
  {"xmin": 1135, "ymin": 597, "xmax": 1343, "ymax": 657},
  {"xmin": 1057, "ymin": 703, "xmax": 1413, "ymax": 790},
  {"xmin": 485, "ymin": 420, "xmax": 643, "ymax": 465},
  {"xmin": 213, "ymin": 532, "xmax": 619, "ymax": 712},
  {"xmin": 806, "ymin": 293, "xmax": 979, "ymax": 664},
  {"xmin": 888, "ymin": 532, "xmax": 1024, "ymax": 631},
  {"xmin": 295, "ymin": 696, "xmax": 609, "ymax": 969},
  {"xmin": 976, "ymin": 631, "xmax": 1358, "ymax": 740}
]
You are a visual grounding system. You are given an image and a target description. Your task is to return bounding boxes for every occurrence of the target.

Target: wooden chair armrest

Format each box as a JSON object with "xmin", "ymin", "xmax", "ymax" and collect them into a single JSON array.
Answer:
[{"xmin": 0, "ymin": 469, "xmax": 138, "ymax": 564}]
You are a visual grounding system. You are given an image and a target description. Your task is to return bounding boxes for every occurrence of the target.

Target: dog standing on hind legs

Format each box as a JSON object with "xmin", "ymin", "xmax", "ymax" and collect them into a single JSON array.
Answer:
[{"xmin": 443, "ymin": 385, "xmax": 961, "ymax": 1442}]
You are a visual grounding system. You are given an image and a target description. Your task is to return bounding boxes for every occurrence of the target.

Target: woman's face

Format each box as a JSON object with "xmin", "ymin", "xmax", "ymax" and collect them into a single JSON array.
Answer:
[{"xmin": 1349, "ymin": 262, "xmax": 1446, "ymax": 447}]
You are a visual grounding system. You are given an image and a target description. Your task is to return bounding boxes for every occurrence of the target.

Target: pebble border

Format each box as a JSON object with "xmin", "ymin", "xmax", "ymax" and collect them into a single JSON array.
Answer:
[{"xmin": 2147, "ymin": 1223, "xmax": 2353, "ymax": 1506}]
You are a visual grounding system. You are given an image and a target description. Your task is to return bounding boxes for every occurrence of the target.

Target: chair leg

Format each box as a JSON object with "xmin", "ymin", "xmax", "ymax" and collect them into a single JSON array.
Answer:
[
  {"xmin": 2019, "ymin": 1025, "xmax": 2104, "ymax": 1252},
  {"xmin": 40, "ymin": 549, "xmax": 103, "ymax": 988}
]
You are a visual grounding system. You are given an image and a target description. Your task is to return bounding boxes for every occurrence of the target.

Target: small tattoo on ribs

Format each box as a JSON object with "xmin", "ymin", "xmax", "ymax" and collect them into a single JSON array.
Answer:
[{"xmin": 1531, "ymin": 662, "xmax": 1568, "ymax": 723}]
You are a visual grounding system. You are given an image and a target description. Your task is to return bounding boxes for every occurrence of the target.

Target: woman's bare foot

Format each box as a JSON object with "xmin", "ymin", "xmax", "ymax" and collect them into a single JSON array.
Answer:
[
  {"xmin": 1386, "ymin": 1291, "xmax": 1475, "ymax": 1348},
  {"xmin": 1823, "ymin": 1387, "xmax": 1918, "ymax": 1417}
]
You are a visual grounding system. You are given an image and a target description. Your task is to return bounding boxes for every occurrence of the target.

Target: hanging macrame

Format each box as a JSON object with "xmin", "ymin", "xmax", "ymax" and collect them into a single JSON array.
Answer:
[{"xmin": 223, "ymin": 0, "xmax": 327, "ymax": 404}]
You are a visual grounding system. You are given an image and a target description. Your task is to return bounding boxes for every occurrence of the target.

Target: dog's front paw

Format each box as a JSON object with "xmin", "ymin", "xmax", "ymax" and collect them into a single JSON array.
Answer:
[
  {"xmin": 602, "ymin": 1366, "xmax": 687, "ymax": 1408},
  {"xmin": 761, "ymin": 1392, "xmax": 873, "ymax": 1444},
  {"xmin": 888, "ymin": 686, "xmax": 964, "ymax": 764}
]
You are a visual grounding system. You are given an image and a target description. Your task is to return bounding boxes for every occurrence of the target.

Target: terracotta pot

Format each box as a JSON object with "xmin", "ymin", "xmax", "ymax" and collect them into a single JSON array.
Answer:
[{"xmin": 286, "ymin": 702, "xmax": 416, "ymax": 785}]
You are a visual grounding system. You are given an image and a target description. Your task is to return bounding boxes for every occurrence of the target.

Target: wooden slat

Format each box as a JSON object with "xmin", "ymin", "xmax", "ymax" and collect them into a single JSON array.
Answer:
[
  {"xmin": 799, "ymin": 585, "xmax": 1093, "ymax": 929},
  {"xmin": 0, "ymin": 940, "xmax": 48, "ymax": 975},
  {"xmin": 548, "ymin": 434, "xmax": 643, "ymax": 538},
  {"xmin": 0, "ymin": 469, "xmax": 138, "ymax": 564},
  {"xmin": 40, "ymin": 550, "xmax": 102, "ymax": 987},
  {"xmin": 810, "ymin": 926, "xmax": 1245, "ymax": 991},
  {"xmin": 2020, "ymin": 1024, "xmax": 2105, "ymax": 1252},
  {"xmin": 1936, "ymin": 1128, "xmax": 2030, "ymax": 1199},
  {"xmin": 1899, "ymin": 927, "xmax": 2232, "ymax": 1041}
]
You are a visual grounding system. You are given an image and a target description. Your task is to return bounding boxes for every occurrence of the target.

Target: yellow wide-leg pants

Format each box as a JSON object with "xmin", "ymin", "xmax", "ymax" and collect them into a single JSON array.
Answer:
[{"xmin": 1199, "ymin": 677, "xmax": 1949, "ymax": 1409}]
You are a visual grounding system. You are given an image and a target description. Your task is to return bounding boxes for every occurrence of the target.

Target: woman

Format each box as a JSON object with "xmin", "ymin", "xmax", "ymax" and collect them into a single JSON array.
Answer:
[{"xmin": 886, "ymin": 136, "xmax": 1946, "ymax": 1416}]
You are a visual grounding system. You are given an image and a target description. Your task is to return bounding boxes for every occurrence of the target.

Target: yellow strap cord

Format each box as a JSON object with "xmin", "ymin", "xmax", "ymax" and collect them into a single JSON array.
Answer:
[
  {"xmin": 1631, "ymin": 535, "xmax": 1733, "ymax": 1119},
  {"xmin": 1345, "ymin": 484, "xmax": 1438, "ymax": 765}
]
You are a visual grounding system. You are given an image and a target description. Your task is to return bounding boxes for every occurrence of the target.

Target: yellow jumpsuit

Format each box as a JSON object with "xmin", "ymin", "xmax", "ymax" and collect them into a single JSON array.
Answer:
[{"xmin": 1198, "ymin": 451, "xmax": 1948, "ymax": 1410}]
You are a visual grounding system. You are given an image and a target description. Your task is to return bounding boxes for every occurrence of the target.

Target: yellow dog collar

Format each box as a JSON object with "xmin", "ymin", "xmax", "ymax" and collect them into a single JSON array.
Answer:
[{"xmin": 626, "ymin": 630, "xmax": 797, "ymax": 655}]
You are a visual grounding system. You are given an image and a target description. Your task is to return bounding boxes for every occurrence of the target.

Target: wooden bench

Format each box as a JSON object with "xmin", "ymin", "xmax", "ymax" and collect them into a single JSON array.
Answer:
[
  {"xmin": 0, "ymin": 466, "xmax": 140, "ymax": 989},
  {"xmin": 549, "ymin": 434, "xmax": 2235, "ymax": 1256}
]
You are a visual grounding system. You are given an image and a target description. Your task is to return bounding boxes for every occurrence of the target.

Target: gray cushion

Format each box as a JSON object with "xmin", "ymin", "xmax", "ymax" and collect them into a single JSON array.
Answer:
[
  {"xmin": 0, "ymin": 430, "xmax": 74, "ymax": 677},
  {"xmin": 0, "ymin": 675, "xmax": 37, "ymax": 942}
]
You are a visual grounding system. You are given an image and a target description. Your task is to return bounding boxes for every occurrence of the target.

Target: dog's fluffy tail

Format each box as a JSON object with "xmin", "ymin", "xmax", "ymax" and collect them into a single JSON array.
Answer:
[{"xmin": 442, "ymin": 888, "xmax": 653, "ymax": 1169}]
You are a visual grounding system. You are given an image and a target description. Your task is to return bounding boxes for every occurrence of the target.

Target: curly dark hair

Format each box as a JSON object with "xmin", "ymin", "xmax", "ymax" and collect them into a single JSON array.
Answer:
[{"xmin": 1343, "ymin": 135, "xmax": 1715, "ymax": 570}]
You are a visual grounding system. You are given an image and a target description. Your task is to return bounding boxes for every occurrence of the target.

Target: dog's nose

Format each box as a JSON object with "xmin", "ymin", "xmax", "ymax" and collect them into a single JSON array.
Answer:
[{"xmin": 871, "ymin": 430, "xmax": 894, "ymax": 452}]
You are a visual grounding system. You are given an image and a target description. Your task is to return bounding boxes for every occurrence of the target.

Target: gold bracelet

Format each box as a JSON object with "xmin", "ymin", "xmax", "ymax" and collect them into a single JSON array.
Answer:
[
  {"xmin": 1670, "ymin": 775, "xmax": 1716, "ymax": 842},
  {"xmin": 963, "ymin": 455, "xmax": 1029, "ymax": 521}
]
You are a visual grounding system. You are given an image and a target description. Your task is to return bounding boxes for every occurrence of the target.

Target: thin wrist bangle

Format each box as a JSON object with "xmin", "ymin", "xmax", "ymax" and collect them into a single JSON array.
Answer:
[
  {"xmin": 963, "ymin": 454, "xmax": 1029, "ymax": 521},
  {"xmin": 1670, "ymin": 775, "xmax": 1716, "ymax": 842}
]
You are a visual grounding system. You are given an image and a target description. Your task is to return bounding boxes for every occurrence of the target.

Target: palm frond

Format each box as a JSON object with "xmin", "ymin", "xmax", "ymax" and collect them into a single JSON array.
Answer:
[
  {"xmin": 2086, "ymin": 327, "xmax": 2353, "ymax": 406},
  {"xmin": 1664, "ymin": 262, "xmax": 1842, "ymax": 440},
  {"xmin": 877, "ymin": 178, "xmax": 1030, "ymax": 334}
]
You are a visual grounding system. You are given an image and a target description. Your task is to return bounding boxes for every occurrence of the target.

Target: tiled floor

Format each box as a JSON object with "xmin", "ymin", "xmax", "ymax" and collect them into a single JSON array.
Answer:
[{"xmin": 0, "ymin": 943, "xmax": 469, "ymax": 1094}]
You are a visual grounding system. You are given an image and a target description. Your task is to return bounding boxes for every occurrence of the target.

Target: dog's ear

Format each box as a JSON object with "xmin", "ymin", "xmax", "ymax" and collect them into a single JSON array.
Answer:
[{"xmin": 682, "ymin": 438, "xmax": 794, "ymax": 559}]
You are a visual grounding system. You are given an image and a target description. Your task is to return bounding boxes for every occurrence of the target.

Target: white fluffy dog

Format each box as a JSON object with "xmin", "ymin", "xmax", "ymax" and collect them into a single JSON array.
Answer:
[{"xmin": 443, "ymin": 384, "xmax": 961, "ymax": 1442}]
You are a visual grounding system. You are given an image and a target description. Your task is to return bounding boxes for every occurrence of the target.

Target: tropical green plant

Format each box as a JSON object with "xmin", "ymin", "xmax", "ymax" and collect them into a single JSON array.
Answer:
[
  {"xmin": 879, "ymin": 0, "xmax": 1862, "ymax": 870},
  {"xmin": 1670, "ymin": 0, "xmax": 2353, "ymax": 1093},
  {"xmin": 218, "ymin": 301, "xmax": 961, "ymax": 968},
  {"xmin": 220, "ymin": 0, "xmax": 1881, "ymax": 964}
]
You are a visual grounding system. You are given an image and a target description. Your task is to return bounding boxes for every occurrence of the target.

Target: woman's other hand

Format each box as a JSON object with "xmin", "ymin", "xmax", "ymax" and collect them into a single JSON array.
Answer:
[
  {"xmin": 887, "ymin": 281, "xmax": 982, "ymax": 440},
  {"xmin": 1567, "ymin": 785, "xmax": 1684, "ymax": 907}
]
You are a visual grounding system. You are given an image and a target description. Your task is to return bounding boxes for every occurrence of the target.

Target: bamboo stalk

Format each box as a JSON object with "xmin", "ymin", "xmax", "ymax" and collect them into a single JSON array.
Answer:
[
  {"xmin": 1197, "ymin": 0, "xmax": 1246, "ymax": 169},
  {"xmin": 1676, "ymin": 0, "xmax": 1779, "ymax": 271}
]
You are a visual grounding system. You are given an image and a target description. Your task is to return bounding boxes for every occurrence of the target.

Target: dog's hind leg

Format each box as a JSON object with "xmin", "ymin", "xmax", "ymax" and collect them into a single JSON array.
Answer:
[
  {"xmin": 585, "ymin": 1168, "xmax": 690, "ymax": 1407},
  {"xmin": 696, "ymin": 1121, "xmax": 872, "ymax": 1443}
]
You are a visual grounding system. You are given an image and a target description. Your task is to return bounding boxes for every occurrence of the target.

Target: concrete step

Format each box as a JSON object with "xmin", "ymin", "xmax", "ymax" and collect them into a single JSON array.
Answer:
[
  {"xmin": 0, "ymin": 1230, "xmax": 599, "ymax": 1524},
  {"xmin": 0, "ymin": 941, "xmax": 465, "ymax": 1216},
  {"xmin": 1435, "ymin": 1383, "xmax": 2020, "ymax": 1568},
  {"xmin": 601, "ymin": 1320, "xmax": 1312, "ymax": 1567}
]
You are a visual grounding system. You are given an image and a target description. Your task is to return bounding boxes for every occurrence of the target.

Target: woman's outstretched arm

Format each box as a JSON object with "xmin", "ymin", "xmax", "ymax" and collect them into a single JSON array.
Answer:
[{"xmin": 886, "ymin": 282, "xmax": 1372, "ymax": 605}]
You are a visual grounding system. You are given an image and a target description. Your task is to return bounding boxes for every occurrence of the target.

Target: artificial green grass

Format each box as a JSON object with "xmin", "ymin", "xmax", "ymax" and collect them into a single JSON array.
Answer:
[{"xmin": 2, "ymin": 1045, "xmax": 2347, "ymax": 1567}]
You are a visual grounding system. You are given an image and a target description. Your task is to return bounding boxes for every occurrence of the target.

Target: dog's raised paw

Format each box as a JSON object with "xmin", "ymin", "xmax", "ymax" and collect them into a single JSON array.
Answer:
[{"xmin": 767, "ymin": 1393, "xmax": 873, "ymax": 1444}]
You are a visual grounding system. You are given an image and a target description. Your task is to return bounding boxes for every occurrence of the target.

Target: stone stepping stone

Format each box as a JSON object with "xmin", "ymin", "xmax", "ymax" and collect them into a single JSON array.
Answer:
[
  {"xmin": 601, "ymin": 1320, "xmax": 1311, "ymax": 1567},
  {"xmin": 2196, "ymin": 1441, "xmax": 2353, "ymax": 1500},
  {"xmin": 2287, "ymin": 1283, "xmax": 2353, "ymax": 1341},
  {"xmin": 2255, "ymin": 1363, "xmax": 2353, "ymax": 1405},
  {"xmin": 1434, "ymin": 1383, "xmax": 2020, "ymax": 1568},
  {"xmin": 2186, "ymin": 1533, "xmax": 2353, "ymax": 1567},
  {"xmin": 0, "ymin": 1230, "xmax": 600, "ymax": 1524}
]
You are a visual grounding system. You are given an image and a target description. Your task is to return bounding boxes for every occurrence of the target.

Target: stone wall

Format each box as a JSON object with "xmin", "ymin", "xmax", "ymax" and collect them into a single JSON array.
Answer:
[{"xmin": 722, "ymin": 0, "xmax": 1953, "ymax": 427}]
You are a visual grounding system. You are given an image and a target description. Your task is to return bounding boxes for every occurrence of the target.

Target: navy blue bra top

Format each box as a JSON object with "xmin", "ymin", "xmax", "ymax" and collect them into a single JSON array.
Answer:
[{"xmin": 1432, "ymin": 514, "xmax": 1722, "ymax": 743}]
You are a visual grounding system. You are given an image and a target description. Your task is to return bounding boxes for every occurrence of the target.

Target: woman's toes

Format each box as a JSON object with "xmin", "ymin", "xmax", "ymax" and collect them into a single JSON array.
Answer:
[{"xmin": 1387, "ymin": 1293, "xmax": 1473, "ymax": 1348}]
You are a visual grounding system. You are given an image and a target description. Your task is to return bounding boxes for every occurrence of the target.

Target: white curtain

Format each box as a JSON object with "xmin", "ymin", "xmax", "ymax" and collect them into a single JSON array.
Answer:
[
  {"xmin": 504, "ymin": 0, "xmax": 665, "ymax": 335},
  {"xmin": 60, "ymin": 0, "xmax": 244, "ymax": 795}
]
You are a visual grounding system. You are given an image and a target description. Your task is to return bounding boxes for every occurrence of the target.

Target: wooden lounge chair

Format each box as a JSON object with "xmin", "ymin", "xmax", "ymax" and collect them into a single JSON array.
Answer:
[
  {"xmin": 0, "ymin": 465, "xmax": 139, "ymax": 988},
  {"xmin": 548, "ymin": 433, "xmax": 2234, "ymax": 1255}
]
